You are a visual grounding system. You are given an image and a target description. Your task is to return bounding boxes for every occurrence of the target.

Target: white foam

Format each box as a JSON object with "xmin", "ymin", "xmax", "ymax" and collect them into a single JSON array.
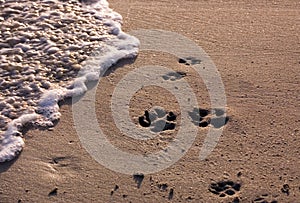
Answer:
[
  {"xmin": 0, "ymin": 113, "xmax": 38, "ymax": 162},
  {"xmin": 0, "ymin": 135, "xmax": 24, "ymax": 163},
  {"xmin": 0, "ymin": 0, "xmax": 139, "ymax": 162}
]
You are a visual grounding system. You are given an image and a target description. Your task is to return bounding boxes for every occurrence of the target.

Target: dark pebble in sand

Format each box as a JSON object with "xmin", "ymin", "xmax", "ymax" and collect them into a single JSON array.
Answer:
[
  {"xmin": 237, "ymin": 171, "xmax": 242, "ymax": 177},
  {"xmin": 178, "ymin": 58, "xmax": 187, "ymax": 64},
  {"xmin": 158, "ymin": 183, "xmax": 168, "ymax": 191},
  {"xmin": 133, "ymin": 173, "xmax": 144, "ymax": 188},
  {"xmin": 281, "ymin": 184, "xmax": 290, "ymax": 195},
  {"xmin": 168, "ymin": 188, "xmax": 174, "ymax": 200},
  {"xmin": 48, "ymin": 188, "xmax": 58, "ymax": 197}
]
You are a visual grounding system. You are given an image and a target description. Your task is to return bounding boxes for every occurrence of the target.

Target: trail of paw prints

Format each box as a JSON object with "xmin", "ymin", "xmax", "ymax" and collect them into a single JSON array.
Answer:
[
  {"xmin": 252, "ymin": 193, "xmax": 278, "ymax": 203},
  {"xmin": 189, "ymin": 107, "xmax": 229, "ymax": 128},
  {"xmin": 162, "ymin": 71, "xmax": 187, "ymax": 81},
  {"xmin": 209, "ymin": 180, "xmax": 241, "ymax": 202},
  {"xmin": 139, "ymin": 107, "xmax": 177, "ymax": 132}
]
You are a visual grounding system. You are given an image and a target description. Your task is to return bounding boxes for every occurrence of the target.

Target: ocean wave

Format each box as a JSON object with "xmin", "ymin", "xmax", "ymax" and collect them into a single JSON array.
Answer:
[{"xmin": 0, "ymin": 0, "xmax": 139, "ymax": 162}]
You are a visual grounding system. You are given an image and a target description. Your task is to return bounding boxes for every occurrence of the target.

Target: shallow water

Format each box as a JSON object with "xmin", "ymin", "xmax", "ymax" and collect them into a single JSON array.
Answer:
[{"xmin": 0, "ymin": 0, "xmax": 139, "ymax": 162}]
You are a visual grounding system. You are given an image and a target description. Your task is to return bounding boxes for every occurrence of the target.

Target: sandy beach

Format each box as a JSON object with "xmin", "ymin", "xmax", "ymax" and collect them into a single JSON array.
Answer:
[{"xmin": 1, "ymin": 0, "xmax": 300, "ymax": 202}]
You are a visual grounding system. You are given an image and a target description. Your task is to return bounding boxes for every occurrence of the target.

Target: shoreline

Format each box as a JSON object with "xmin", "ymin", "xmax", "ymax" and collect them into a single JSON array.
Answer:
[
  {"xmin": 1, "ymin": 0, "xmax": 300, "ymax": 202},
  {"xmin": 0, "ymin": 0, "xmax": 139, "ymax": 162}
]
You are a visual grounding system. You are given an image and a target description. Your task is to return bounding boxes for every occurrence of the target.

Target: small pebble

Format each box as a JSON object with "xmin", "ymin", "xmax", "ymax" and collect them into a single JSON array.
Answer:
[{"xmin": 46, "ymin": 46, "xmax": 60, "ymax": 54}]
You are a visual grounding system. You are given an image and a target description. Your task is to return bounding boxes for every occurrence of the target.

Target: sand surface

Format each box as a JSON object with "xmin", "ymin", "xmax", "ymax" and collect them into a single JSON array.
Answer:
[{"xmin": 1, "ymin": 0, "xmax": 300, "ymax": 202}]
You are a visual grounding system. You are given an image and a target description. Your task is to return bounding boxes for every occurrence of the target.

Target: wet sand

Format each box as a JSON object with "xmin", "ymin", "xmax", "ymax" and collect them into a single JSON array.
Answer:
[{"xmin": 1, "ymin": 0, "xmax": 300, "ymax": 202}]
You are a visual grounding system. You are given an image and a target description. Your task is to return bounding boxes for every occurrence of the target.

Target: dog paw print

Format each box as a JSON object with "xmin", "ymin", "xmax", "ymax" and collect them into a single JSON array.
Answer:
[
  {"xmin": 162, "ymin": 71, "xmax": 186, "ymax": 81},
  {"xmin": 209, "ymin": 180, "xmax": 241, "ymax": 198},
  {"xmin": 252, "ymin": 194, "xmax": 278, "ymax": 203},
  {"xmin": 189, "ymin": 107, "xmax": 229, "ymax": 128},
  {"xmin": 178, "ymin": 57, "xmax": 201, "ymax": 65},
  {"xmin": 138, "ymin": 107, "xmax": 177, "ymax": 132}
]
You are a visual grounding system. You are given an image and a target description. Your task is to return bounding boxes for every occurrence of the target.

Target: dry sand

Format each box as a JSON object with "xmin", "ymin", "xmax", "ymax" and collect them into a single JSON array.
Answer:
[{"xmin": 1, "ymin": 0, "xmax": 300, "ymax": 202}]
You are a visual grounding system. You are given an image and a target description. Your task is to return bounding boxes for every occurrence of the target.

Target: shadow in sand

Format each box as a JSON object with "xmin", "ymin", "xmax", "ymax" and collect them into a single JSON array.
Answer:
[
  {"xmin": 103, "ymin": 57, "xmax": 137, "ymax": 77},
  {"xmin": 61, "ymin": 56, "xmax": 137, "ymax": 106},
  {"xmin": 0, "ymin": 156, "xmax": 19, "ymax": 173}
]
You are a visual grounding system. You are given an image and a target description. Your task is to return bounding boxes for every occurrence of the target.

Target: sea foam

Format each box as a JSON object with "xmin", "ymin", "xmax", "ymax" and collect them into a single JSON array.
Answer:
[{"xmin": 0, "ymin": 0, "xmax": 139, "ymax": 162}]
